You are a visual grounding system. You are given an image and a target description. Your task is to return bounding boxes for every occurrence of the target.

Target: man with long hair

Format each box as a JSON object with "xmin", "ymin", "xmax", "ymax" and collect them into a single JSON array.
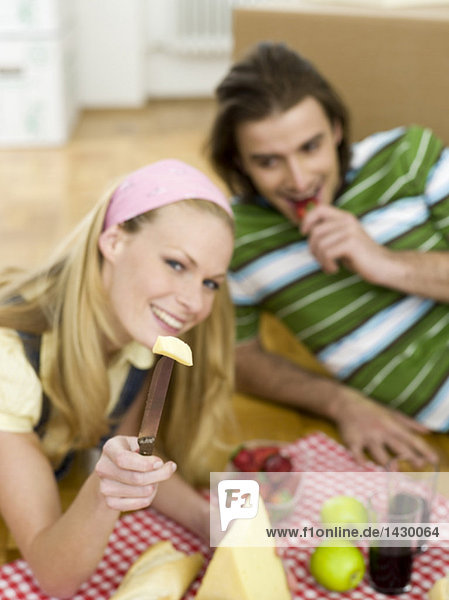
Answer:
[{"xmin": 208, "ymin": 42, "xmax": 449, "ymax": 467}]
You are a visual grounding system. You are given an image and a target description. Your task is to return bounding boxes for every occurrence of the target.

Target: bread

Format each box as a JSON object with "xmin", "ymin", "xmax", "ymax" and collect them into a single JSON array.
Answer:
[{"xmin": 110, "ymin": 540, "xmax": 204, "ymax": 600}]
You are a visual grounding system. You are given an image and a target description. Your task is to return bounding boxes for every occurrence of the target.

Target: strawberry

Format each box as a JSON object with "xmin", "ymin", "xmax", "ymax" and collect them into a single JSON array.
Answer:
[
  {"xmin": 231, "ymin": 444, "xmax": 279, "ymax": 472},
  {"xmin": 262, "ymin": 454, "xmax": 293, "ymax": 472},
  {"xmin": 232, "ymin": 448, "xmax": 255, "ymax": 472},
  {"xmin": 262, "ymin": 455, "xmax": 293, "ymax": 490},
  {"xmin": 229, "ymin": 443, "xmax": 244, "ymax": 461},
  {"xmin": 295, "ymin": 197, "xmax": 318, "ymax": 220},
  {"xmin": 251, "ymin": 446, "xmax": 280, "ymax": 470}
]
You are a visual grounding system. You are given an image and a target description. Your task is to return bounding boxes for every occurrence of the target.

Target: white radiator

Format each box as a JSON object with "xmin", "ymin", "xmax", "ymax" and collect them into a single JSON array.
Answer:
[
  {"xmin": 145, "ymin": 0, "xmax": 298, "ymax": 96},
  {"xmin": 174, "ymin": 0, "xmax": 231, "ymax": 54},
  {"xmin": 165, "ymin": 0, "xmax": 294, "ymax": 56}
]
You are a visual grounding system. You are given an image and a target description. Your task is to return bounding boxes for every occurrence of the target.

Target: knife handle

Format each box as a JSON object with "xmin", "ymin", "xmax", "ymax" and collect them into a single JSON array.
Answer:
[{"xmin": 138, "ymin": 435, "xmax": 156, "ymax": 456}]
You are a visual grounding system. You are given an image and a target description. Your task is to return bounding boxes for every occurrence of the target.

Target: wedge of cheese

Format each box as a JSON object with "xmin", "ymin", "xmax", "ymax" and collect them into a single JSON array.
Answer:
[
  {"xmin": 196, "ymin": 499, "xmax": 291, "ymax": 600},
  {"xmin": 110, "ymin": 541, "xmax": 203, "ymax": 600},
  {"xmin": 152, "ymin": 335, "xmax": 193, "ymax": 366},
  {"xmin": 428, "ymin": 577, "xmax": 449, "ymax": 600}
]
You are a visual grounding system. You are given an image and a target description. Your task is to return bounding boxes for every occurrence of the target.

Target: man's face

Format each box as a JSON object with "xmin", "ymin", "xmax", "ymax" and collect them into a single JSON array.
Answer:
[{"xmin": 236, "ymin": 96, "xmax": 343, "ymax": 224}]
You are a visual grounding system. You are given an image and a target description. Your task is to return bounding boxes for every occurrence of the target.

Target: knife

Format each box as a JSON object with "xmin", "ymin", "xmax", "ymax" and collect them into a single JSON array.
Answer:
[{"xmin": 138, "ymin": 355, "xmax": 174, "ymax": 456}]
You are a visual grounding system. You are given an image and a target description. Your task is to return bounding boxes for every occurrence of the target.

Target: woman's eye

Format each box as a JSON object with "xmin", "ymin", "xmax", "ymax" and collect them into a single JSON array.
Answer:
[
  {"xmin": 203, "ymin": 279, "xmax": 219, "ymax": 291},
  {"xmin": 166, "ymin": 259, "xmax": 184, "ymax": 271}
]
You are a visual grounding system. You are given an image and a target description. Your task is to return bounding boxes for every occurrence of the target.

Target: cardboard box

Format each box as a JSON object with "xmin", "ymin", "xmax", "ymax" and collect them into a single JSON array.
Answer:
[
  {"xmin": 0, "ymin": 33, "xmax": 78, "ymax": 146},
  {"xmin": 0, "ymin": 0, "xmax": 73, "ymax": 35},
  {"xmin": 233, "ymin": 4, "xmax": 449, "ymax": 144}
]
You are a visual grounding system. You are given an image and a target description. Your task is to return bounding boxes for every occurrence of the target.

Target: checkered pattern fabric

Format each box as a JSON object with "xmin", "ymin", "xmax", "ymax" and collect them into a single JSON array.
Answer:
[{"xmin": 0, "ymin": 433, "xmax": 447, "ymax": 599}]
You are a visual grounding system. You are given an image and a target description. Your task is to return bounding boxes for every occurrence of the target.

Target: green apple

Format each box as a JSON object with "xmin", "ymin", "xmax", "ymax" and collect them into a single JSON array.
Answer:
[
  {"xmin": 310, "ymin": 541, "xmax": 365, "ymax": 592},
  {"xmin": 320, "ymin": 495, "xmax": 368, "ymax": 528}
]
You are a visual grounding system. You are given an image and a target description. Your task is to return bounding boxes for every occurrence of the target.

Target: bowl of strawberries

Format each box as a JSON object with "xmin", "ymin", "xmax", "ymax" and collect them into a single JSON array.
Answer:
[
  {"xmin": 227, "ymin": 440, "xmax": 305, "ymax": 522},
  {"xmin": 231, "ymin": 440, "xmax": 293, "ymax": 473}
]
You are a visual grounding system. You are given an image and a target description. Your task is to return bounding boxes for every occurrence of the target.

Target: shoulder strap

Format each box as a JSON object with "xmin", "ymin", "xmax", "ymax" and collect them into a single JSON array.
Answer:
[
  {"xmin": 16, "ymin": 331, "xmax": 50, "ymax": 437},
  {"xmin": 103, "ymin": 365, "xmax": 149, "ymax": 444},
  {"xmin": 15, "ymin": 331, "xmax": 73, "ymax": 480},
  {"xmin": 18, "ymin": 332, "xmax": 150, "ymax": 475},
  {"xmin": 111, "ymin": 366, "xmax": 149, "ymax": 419}
]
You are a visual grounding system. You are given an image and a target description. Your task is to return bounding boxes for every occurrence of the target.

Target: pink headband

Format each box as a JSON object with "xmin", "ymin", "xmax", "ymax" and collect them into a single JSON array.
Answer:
[{"xmin": 103, "ymin": 159, "xmax": 233, "ymax": 230}]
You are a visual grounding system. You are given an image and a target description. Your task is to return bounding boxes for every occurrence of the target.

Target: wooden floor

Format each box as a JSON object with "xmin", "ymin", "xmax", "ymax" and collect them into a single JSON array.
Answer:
[{"xmin": 0, "ymin": 99, "xmax": 219, "ymax": 270}]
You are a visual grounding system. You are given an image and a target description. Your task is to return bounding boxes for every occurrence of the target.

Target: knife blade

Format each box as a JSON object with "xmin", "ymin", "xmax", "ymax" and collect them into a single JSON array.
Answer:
[{"xmin": 138, "ymin": 355, "xmax": 174, "ymax": 456}]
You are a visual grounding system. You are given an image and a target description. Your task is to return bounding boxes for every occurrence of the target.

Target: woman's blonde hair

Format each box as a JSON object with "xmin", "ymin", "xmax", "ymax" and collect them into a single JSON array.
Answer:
[{"xmin": 0, "ymin": 189, "xmax": 235, "ymax": 485}]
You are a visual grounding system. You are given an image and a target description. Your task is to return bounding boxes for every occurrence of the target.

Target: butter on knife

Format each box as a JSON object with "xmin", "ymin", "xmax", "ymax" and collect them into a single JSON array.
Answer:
[{"xmin": 138, "ymin": 336, "xmax": 193, "ymax": 456}]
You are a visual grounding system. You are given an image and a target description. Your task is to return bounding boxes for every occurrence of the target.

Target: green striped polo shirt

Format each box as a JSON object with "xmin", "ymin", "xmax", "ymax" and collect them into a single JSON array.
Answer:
[{"xmin": 229, "ymin": 126, "xmax": 449, "ymax": 430}]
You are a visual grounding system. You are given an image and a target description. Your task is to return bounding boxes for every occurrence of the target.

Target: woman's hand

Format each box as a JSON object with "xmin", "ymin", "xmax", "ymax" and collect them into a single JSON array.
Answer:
[
  {"xmin": 333, "ymin": 390, "xmax": 438, "ymax": 468},
  {"xmin": 95, "ymin": 435, "xmax": 176, "ymax": 512}
]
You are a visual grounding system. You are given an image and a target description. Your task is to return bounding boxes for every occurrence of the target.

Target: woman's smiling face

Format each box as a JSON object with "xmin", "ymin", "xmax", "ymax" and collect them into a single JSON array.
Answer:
[
  {"xmin": 99, "ymin": 202, "xmax": 233, "ymax": 350},
  {"xmin": 236, "ymin": 96, "xmax": 342, "ymax": 224}
]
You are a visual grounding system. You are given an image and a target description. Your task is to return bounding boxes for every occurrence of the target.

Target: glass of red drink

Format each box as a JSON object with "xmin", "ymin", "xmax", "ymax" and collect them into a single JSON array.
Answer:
[
  {"xmin": 367, "ymin": 491, "xmax": 422, "ymax": 595},
  {"xmin": 387, "ymin": 458, "xmax": 439, "ymax": 552}
]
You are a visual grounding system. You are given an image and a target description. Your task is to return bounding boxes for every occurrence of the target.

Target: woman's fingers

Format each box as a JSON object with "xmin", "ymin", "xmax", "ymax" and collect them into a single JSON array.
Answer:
[{"xmin": 95, "ymin": 435, "xmax": 177, "ymax": 510}]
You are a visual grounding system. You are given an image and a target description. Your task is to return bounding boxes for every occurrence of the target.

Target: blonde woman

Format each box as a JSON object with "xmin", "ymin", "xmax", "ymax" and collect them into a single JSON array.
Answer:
[{"xmin": 0, "ymin": 159, "xmax": 234, "ymax": 597}]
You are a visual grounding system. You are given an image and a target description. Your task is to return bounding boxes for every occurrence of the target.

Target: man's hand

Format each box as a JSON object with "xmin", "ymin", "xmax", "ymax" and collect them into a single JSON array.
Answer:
[
  {"xmin": 334, "ymin": 389, "xmax": 438, "ymax": 468},
  {"xmin": 301, "ymin": 204, "xmax": 391, "ymax": 283},
  {"xmin": 236, "ymin": 339, "xmax": 438, "ymax": 469}
]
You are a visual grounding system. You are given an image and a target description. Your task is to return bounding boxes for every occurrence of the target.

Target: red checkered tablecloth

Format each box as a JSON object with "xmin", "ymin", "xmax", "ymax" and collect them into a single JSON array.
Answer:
[{"xmin": 0, "ymin": 432, "xmax": 448, "ymax": 599}]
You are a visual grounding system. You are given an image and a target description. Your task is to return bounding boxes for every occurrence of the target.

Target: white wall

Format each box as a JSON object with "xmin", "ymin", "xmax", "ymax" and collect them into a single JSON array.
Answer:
[
  {"xmin": 0, "ymin": 0, "xmax": 79, "ymax": 145},
  {"xmin": 4, "ymin": 0, "xmax": 446, "ymax": 113},
  {"xmin": 74, "ymin": 0, "xmax": 233, "ymax": 106},
  {"xmin": 145, "ymin": 0, "xmax": 231, "ymax": 98},
  {"xmin": 75, "ymin": 0, "xmax": 147, "ymax": 107},
  {"xmin": 74, "ymin": 0, "xmax": 327, "ymax": 106}
]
